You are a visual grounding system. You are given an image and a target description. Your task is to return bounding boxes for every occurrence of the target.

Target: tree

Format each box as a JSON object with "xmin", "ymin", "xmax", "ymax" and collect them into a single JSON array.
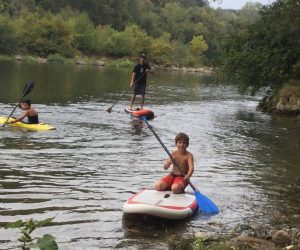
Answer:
[
  {"xmin": 16, "ymin": 12, "xmax": 75, "ymax": 57},
  {"xmin": 0, "ymin": 14, "xmax": 19, "ymax": 54},
  {"xmin": 124, "ymin": 25, "xmax": 152, "ymax": 56},
  {"xmin": 189, "ymin": 35, "xmax": 208, "ymax": 56},
  {"xmin": 150, "ymin": 38, "xmax": 173, "ymax": 65},
  {"xmin": 0, "ymin": 0, "xmax": 264, "ymax": 66},
  {"xmin": 219, "ymin": 0, "xmax": 300, "ymax": 93},
  {"xmin": 72, "ymin": 13, "xmax": 98, "ymax": 54},
  {"xmin": 107, "ymin": 30, "xmax": 133, "ymax": 57},
  {"xmin": 239, "ymin": 2, "xmax": 262, "ymax": 25}
]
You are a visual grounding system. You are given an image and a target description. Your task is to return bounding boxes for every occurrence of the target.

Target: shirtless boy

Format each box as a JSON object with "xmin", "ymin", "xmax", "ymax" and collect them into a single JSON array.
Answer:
[
  {"xmin": 155, "ymin": 133, "xmax": 194, "ymax": 194},
  {"xmin": 6, "ymin": 100, "xmax": 39, "ymax": 124}
]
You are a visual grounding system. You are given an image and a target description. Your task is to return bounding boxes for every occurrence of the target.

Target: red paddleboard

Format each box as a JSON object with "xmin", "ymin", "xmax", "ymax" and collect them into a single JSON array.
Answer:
[{"xmin": 125, "ymin": 107, "xmax": 154, "ymax": 120}]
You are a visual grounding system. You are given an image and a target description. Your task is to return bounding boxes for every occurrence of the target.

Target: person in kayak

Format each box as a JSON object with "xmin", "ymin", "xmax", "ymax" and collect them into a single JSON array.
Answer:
[
  {"xmin": 6, "ymin": 100, "xmax": 39, "ymax": 124},
  {"xmin": 129, "ymin": 54, "xmax": 153, "ymax": 110},
  {"xmin": 155, "ymin": 133, "xmax": 194, "ymax": 194}
]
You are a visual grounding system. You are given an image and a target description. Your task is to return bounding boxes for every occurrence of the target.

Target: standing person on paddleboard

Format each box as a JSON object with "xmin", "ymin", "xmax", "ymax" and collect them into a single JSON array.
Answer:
[{"xmin": 129, "ymin": 54, "xmax": 153, "ymax": 110}]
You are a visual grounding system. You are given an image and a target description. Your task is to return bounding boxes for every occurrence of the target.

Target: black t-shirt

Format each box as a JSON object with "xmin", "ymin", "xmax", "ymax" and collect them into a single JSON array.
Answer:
[{"xmin": 133, "ymin": 63, "xmax": 150, "ymax": 85}]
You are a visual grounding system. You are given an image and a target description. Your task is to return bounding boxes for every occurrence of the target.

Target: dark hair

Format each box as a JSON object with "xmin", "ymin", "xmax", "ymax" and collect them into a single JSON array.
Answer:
[
  {"xmin": 22, "ymin": 99, "xmax": 31, "ymax": 106},
  {"xmin": 140, "ymin": 53, "xmax": 146, "ymax": 59},
  {"xmin": 175, "ymin": 133, "xmax": 189, "ymax": 145}
]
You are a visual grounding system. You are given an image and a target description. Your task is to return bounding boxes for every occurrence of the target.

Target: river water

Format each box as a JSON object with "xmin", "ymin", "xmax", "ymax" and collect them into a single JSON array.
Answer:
[{"xmin": 0, "ymin": 61, "xmax": 299, "ymax": 249}]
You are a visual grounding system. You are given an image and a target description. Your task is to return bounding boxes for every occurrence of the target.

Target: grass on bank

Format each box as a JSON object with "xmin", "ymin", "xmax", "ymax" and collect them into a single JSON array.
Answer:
[{"xmin": 0, "ymin": 53, "xmax": 136, "ymax": 68}]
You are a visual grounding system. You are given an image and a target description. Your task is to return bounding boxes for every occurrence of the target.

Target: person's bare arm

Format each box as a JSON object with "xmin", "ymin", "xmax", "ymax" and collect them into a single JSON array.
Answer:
[
  {"xmin": 164, "ymin": 152, "xmax": 175, "ymax": 170},
  {"xmin": 164, "ymin": 158, "xmax": 172, "ymax": 170},
  {"xmin": 9, "ymin": 111, "xmax": 27, "ymax": 124},
  {"xmin": 185, "ymin": 153, "xmax": 194, "ymax": 180},
  {"xmin": 130, "ymin": 73, "xmax": 136, "ymax": 88},
  {"xmin": 146, "ymin": 68, "xmax": 154, "ymax": 73}
]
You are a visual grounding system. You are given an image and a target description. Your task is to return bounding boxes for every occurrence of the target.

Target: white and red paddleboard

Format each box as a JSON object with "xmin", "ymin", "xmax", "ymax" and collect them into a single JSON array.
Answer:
[
  {"xmin": 125, "ymin": 107, "xmax": 154, "ymax": 120},
  {"xmin": 123, "ymin": 189, "xmax": 198, "ymax": 220}
]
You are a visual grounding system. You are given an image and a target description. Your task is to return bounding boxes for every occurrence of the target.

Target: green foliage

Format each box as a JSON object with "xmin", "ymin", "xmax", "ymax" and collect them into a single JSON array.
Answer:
[
  {"xmin": 15, "ymin": 12, "xmax": 75, "ymax": 57},
  {"xmin": 95, "ymin": 25, "xmax": 116, "ymax": 54},
  {"xmin": 125, "ymin": 25, "xmax": 152, "ymax": 56},
  {"xmin": 219, "ymin": 0, "xmax": 300, "ymax": 94},
  {"xmin": 47, "ymin": 53, "xmax": 68, "ymax": 64},
  {"xmin": 105, "ymin": 58, "xmax": 134, "ymax": 68},
  {"xmin": 190, "ymin": 35, "xmax": 208, "ymax": 55},
  {"xmin": 0, "ymin": 14, "xmax": 19, "ymax": 55},
  {"xmin": 30, "ymin": 234, "xmax": 58, "ymax": 250},
  {"xmin": 172, "ymin": 44, "xmax": 197, "ymax": 66},
  {"xmin": 0, "ymin": 0, "xmax": 261, "ymax": 66},
  {"xmin": 239, "ymin": 2, "xmax": 262, "ymax": 25},
  {"xmin": 194, "ymin": 237, "xmax": 231, "ymax": 250},
  {"xmin": 5, "ymin": 219, "xmax": 24, "ymax": 228},
  {"xmin": 107, "ymin": 30, "xmax": 134, "ymax": 57},
  {"xmin": 72, "ymin": 12, "xmax": 98, "ymax": 54},
  {"xmin": 5, "ymin": 217, "xmax": 57, "ymax": 250},
  {"xmin": 150, "ymin": 38, "xmax": 173, "ymax": 65}
]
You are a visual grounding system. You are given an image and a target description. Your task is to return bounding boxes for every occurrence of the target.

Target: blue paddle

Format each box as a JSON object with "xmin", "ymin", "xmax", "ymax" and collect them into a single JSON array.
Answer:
[{"xmin": 140, "ymin": 116, "xmax": 219, "ymax": 214}]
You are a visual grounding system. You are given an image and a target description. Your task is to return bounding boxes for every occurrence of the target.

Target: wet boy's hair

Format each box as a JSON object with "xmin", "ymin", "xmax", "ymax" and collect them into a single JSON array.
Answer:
[
  {"xmin": 22, "ymin": 100, "xmax": 31, "ymax": 106},
  {"xmin": 175, "ymin": 133, "xmax": 189, "ymax": 145}
]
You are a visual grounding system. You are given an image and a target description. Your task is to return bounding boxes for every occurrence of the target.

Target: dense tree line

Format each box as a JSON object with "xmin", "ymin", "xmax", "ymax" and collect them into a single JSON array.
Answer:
[
  {"xmin": 0, "ymin": 0, "xmax": 259, "ymax": 66},
  {"xmin": 219, "ymin": 0, "xmax": 300, "ymax": 93}
]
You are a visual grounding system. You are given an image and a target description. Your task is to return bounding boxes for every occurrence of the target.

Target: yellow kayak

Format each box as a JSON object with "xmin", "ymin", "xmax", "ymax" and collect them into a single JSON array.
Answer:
[{"xmin": 0, "ymin": 116, "xmax": 55, "ymax": 131}]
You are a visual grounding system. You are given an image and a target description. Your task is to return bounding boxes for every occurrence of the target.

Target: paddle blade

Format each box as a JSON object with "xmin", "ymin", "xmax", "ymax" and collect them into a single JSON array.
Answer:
[
  {"xmin": 106, "ymin": 107, "xmax": 112, "ymax": 113},
  {"xmin": 194, "ymin": 190, "xmax": 219, "ymax": 214},
  {"xmin": 23, "ymin": 80, "xmax": 35, "ymax": 97}
]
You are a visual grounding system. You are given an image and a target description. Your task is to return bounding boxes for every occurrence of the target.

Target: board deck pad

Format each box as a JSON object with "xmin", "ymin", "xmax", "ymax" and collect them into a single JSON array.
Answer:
[
  {"xmin": 123, "ymin": 189, "xmax": 198, "ymax": 220},
  {"xmin": 133, "ymin": 190, "xmax": 195, "ymax": 207}
]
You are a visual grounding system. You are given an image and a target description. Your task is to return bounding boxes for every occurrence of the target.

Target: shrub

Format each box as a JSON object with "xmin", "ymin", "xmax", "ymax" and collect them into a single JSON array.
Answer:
[
  {"xmin": 0, "ymin": 14, "xmax": 19, "ymax": 55},
  {"xmin": 106, "ymin": 31, "xmax": 133, "ymax": 57},
  {"xmin": 149, "ymin": 38, "xmax": 173, "ymax": 65},
  {"xmin": 16, "ymin": 12, "xmax": 75, "ymax": 57},
  {"xmin": 72, "ymin": 12, "xmax": 98, "ymax": 54}
]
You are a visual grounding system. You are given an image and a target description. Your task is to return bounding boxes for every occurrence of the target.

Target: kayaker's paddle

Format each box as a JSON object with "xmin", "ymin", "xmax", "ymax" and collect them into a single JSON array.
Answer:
[
  {"xmin": 140, "ymin": 116, "xmax": 219, "ymax": 214},
  {"xmin": 106, "ymin": 71, "xmax": 147, "ymax": 113},
  {"xmin": 2, "ymin": 80, "xmax": 35, "ymax": 127}
]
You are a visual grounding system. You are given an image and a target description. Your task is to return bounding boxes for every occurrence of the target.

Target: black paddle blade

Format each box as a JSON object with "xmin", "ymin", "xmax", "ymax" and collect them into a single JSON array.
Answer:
[{"xmin": 23, "ymin": 80, "xmax": 35, "ymax": 97}]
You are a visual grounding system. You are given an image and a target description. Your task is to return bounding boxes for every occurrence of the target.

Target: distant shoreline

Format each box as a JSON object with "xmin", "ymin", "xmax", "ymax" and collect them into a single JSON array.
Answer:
[{"xmin": 0, "ymin": 54, "xmax": 214, "ymax": 74}]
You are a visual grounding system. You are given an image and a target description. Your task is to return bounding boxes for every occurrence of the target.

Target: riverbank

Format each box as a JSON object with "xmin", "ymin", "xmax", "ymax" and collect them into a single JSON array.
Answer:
[
  {"xmin": 0, "ymin": 54, "xmax": 214, "ymax": 73},
  {"xmin": 257, "ymin": 80, "xmax": 300, "ymax": 115},
  {"xmin": 169, "ymin": 224, "xmax": 300, "ymax": 250}
]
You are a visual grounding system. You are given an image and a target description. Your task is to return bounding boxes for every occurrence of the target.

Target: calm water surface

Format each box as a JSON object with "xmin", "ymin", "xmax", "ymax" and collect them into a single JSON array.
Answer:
[{"xmin": 0, "ymin": 61, "xmax": 299, "ymax": 249}]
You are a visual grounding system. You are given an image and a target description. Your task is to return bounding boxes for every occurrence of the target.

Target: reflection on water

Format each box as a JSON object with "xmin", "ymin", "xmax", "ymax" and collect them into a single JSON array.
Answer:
[{"xmin": 0, "ymin": 61, "xmax": 299, "ymax": 249}]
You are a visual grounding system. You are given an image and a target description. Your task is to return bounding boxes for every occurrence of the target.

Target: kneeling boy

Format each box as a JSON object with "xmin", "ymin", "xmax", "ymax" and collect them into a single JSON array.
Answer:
[{"xmin": 155, "ymin": 133, "xmax": 194, "ymax": 194}]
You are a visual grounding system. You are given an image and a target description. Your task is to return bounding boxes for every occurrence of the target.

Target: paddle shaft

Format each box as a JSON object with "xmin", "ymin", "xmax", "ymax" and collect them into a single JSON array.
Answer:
[
  {"xmin": 109, "ymin": 71, "xmax": 148, "ymax": 110},
  {"xmin": 144, "ymin": 120, "xmax": 198, "ymax": 191}
]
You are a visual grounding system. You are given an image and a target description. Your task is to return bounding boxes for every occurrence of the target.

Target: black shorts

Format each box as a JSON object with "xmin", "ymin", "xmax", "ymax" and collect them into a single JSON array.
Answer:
[{"xmin": 134, "ymin": 83, "xmax": 146, "ymax": 96}]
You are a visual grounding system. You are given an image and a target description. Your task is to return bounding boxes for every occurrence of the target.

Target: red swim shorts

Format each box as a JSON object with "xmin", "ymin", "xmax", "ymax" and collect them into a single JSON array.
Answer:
[{"xmin": 160, "ymin": 174, "xmax": 188, "ymax": 190}]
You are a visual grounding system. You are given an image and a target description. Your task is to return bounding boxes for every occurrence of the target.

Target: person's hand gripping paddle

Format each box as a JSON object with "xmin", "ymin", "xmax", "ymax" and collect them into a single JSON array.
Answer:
[
  {"xmin": 140, "ymin": 116, "xmax": 219, "ymax": 214},
  {"xmin": 2, "ymin": 80, "xmax": 35, "ymax": 127}
]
